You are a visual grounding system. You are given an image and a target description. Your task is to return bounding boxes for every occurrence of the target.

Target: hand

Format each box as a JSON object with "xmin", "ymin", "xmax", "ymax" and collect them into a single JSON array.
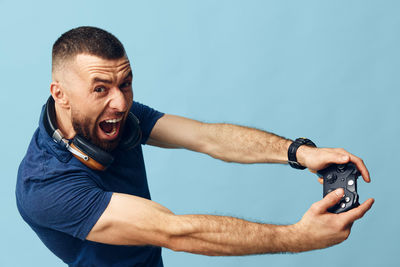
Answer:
[
  {"xmin": 296, "ymin": 146, "xmax": 371, "ymax": 183},
  {"xmin": 293, "ymin": 188, "xmax": 374, "ymax": 252}
]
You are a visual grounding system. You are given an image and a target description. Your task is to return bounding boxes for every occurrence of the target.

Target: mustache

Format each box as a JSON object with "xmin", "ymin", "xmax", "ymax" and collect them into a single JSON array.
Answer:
[
  {"xmin": 100, "ymin": 111, "xmax": 126, "ymax": 118},
  {"xmin": 71, "ymin": 114, "xmax": 123, "ymax": 152}
]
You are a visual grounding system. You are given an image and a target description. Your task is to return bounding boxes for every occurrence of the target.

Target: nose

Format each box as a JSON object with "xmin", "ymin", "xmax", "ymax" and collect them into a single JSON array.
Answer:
[{"xmin": 108, "ymin": 87, "xmax": 129, "ymax": 112}]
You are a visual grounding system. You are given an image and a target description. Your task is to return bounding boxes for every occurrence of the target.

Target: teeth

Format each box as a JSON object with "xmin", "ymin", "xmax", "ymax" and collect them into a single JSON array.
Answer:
[
  {"xmin": 105, "ymin": 123, "xmax": 117, "ymax": 136},
  {"xmin": 105, "ymin": 117, "xmax": 122, "ymax": 123}
]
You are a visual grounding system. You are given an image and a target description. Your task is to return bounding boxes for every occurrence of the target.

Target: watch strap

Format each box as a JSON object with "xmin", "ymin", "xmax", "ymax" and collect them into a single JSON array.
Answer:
[{"xmin": 288, "ymin": 138, "xmax": 316, "ymax": 170}]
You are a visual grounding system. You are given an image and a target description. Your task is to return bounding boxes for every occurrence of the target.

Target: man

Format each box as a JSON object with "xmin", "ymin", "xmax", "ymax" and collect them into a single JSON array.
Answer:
[{"xmin": 16, "ymin": 26, "xmax": 374, "ymax": 266}]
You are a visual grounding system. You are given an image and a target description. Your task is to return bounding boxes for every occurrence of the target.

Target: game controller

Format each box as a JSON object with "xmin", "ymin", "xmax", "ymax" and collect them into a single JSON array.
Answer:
[{"xmin": 317, "ymin": 162, "xmax": 360, "ymax": 214}]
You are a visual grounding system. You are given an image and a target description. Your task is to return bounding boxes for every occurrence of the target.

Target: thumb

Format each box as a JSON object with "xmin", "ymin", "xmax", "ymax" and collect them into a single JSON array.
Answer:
[
  {"xmin": 337, "ymin": 154, "xmax": 350, "ymax": 164},
  {"xmin": 327, "ymin": 153, "xmax": 349, "ymax": 165},
  {"xmin": 317, "ymin": 188, "xmax": 344, "ymax": 212},
  {"xmin": 314, "ymin": 151, "xmax": 350, "ymax": 171}
]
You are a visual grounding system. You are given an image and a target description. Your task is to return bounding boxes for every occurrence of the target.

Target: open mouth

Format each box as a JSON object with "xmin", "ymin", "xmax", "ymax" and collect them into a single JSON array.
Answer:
[{"xmin": 99, "ymin": 117, "xmax": 123, "ymax": 137}]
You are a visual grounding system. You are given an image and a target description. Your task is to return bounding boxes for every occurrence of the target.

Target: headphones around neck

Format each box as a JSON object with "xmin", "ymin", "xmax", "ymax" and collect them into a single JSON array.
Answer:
[{"xmin": 43, "ymin": 96, "xmax": 142, "ymax": 171}]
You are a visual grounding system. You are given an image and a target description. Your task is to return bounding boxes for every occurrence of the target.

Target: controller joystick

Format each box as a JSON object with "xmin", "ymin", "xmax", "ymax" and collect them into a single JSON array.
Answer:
[
  {"xmin": 337, "ymin": 164, "xmax": 346, "ymax": 173},
  {"xmin": 326, "ymin": 173, "xmax": 337, "ymax": 184},
  {"xmin": 317, "ymin": 162, "xmax": 360, "ymax": 214}
]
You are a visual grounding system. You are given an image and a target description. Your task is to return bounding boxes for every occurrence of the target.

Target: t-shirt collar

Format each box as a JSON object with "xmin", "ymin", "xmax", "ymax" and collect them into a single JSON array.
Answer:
[{"xmin": 38, "ymin": 104, "xmax": 73, "ymax": 163}]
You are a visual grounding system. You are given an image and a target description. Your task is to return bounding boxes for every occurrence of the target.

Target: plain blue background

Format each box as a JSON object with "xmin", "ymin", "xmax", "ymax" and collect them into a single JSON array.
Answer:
[{"xmin": 1, "ymin": 0, "xmax": 399, "ymax": 266}]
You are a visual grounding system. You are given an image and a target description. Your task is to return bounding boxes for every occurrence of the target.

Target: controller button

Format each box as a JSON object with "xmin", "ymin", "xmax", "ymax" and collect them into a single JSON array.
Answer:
[
  {"xmin": 326, "ymin": 173, "xmax": 337, "ymax": 184},
  {"xmin": 348, "ymin": 180, "xmax": 354, "ymax": 186},
  {"xmin": 341, "ymin": 203, "xmax": 346, "ymax": 208},
  {"xmin": 337, "ymin": 164, "xmax": 346, "ymax": 173},
  {"xmin": 345, "ymin": 196, "xmax": 350, "ymax": 202}
]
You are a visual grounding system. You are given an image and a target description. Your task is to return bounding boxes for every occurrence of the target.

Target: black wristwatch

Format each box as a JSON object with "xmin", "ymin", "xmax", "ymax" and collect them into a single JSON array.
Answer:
[{"xmin": 288, "ymin": 138, "xmax": 317, "ymax": 170}]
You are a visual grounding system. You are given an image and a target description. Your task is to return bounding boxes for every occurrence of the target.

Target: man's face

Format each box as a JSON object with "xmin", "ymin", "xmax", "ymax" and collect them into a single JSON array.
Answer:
[{"xmin": 60, "ymin": 54, "xmax": 133, "ymax": 151}]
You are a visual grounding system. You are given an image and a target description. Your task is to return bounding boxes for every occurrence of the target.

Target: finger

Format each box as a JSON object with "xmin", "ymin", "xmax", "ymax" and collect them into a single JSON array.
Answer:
[
  {"xmin": 314, "ymin": 188, "xmax": 344, "ymax": 212},
  {"xmin": 348, "ymin": 154, "xmax": 371, "ymax": 183},
  {"xmin": 318, "ymin": 178, "xmax": 323, "ymax": 185},
  {"xmin": 341, "ymin": 198, "xmax": 375, "ymax": 222},
  {"xmin": 319, "ymin": 150, "xmax": 350, "ymax": 170},
  {"xmin": 332, "ymin": 150, "xmax": 351, "ymax": 164}
]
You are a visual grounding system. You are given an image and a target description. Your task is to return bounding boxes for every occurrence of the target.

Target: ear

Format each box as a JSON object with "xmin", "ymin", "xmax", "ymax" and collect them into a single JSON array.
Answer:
[{"xmin": 50, "ymin": 81, "xmax": 70, "ymax": 109}]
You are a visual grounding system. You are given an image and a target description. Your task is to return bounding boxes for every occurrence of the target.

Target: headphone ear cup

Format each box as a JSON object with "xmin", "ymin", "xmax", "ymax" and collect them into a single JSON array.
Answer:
[
  {"xmin": 44, "ymin": 96, "xmax": 57, "ymax": 136},
  {"xmin": 72, "ymin": 135, "xmax": 114, "ymax": 170},
  {"xmin": 119, "ymin": 112, "xmax": 142, "ymax": 150}
]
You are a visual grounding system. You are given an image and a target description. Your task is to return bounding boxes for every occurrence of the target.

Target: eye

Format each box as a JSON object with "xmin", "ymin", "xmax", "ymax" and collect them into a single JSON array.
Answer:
[
  {"xmin": 120, "ymin": 81, "xmax": 132, "ymax": 91},
  {"xmin": 94, "ymin": 86, "xmax": 106, "ymax": 93},
  {"xmin": 121, "ymin": 82, "xmax": 132, "ymax": 88}
]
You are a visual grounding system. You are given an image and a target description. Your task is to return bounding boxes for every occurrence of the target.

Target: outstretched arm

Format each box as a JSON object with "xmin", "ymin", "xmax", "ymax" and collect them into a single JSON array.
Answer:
[
  {"xmin": 147, "ymin": 114, "xmax": 291, "ymax": 163},
  {"xmin": 147, "ymin": 114, "xmax": 371, "ymax": 182},
  {"xmin": 87, "ymin": 189, "xmax": 374, "ymax": 255}
]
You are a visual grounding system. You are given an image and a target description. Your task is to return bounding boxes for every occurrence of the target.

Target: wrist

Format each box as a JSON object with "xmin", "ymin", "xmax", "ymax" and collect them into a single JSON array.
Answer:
[
  {"xmin": 287, "ymin": 138, "xmax": 316, "ymax": 169},
  {"xmin": 289, "ymin": 222, "xmax": 311, "ymax": 252},
  {"xmin": 260, "ymin": 223, "xmax": 305, "ymax": 253},
  {"xmin": 296, "ymin": 145, "xmax": 315, "ymax": 169}
]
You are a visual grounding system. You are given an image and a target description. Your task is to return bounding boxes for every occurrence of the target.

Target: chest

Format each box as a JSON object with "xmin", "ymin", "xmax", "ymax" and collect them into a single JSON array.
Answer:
[{"xmin": 94, "ymin": 146, "xmax": 151, "ymax": 199}]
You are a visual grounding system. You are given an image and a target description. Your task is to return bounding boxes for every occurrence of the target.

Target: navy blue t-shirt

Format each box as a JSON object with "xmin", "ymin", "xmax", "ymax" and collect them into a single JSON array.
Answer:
[{"xmin": 16, "ymin": 101, "xmax": 165, "ymax": 266}]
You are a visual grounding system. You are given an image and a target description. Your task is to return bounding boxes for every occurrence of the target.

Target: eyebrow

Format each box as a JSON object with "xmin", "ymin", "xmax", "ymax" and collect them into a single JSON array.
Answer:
[
  {"xmin": 92, "ymin": 71, "xmax": 133, "ymax": 84},
  {"xmin": 123, "ymin": 71, "xmax": 133, "ymax": 81},
  {"xmin": 93, "ymin": 77, "xmax": 112, "ymax": 84}
]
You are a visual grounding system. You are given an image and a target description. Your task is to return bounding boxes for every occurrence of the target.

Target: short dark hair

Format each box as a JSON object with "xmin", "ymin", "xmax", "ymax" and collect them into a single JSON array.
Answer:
[{"xmin": 52, "ymin": 26, "xmax": 126, "ymax": 72}]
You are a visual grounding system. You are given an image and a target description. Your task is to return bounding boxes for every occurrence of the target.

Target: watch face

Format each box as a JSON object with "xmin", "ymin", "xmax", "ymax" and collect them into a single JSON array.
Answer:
[
  {"xmin": 298, "ymin": 138, "xmax": 316, "ymax": 147},
  {"xmin": 298, "ymin": 138, "xmax": 307, "ymax": 144}
]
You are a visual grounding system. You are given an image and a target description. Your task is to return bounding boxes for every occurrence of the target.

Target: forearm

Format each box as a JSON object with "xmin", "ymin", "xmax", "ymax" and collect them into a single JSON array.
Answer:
[
  {"xmin": 202, "ymin": 123, "xmax": 292, "ymax": 164},
  {"xmin": 168, "ymin": 214, "xmax": 304, "ymax": 255},
  {"xmin": 89, "ymin": 191, "xmax": 371, "ymax": 255}
]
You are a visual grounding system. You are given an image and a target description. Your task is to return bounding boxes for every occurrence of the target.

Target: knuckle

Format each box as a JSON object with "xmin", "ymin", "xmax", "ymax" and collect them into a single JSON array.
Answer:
[
  {"xmin": 333, "ymin": 226, "xmax": 350, "ymax": 242},
  {"xmin": 310, "ymin": 203, "xmax": 317, "ymax": 210},
  {"xmin": 356, "ymin": 210, "xmax": 366, "ymax": 220},
  {"xmin": 354, "ymin": 209, "xmax": 363, "ymax": 216},
  {"xmin": 333, "ymin": 222, "xmax": 344, "ymax": 232},
  {"xmin": 310, "ymin": 203, "xmax": 320, "ymax": 213},
  {"xmin": 343, "ymin": 230, "xmax": 351, "ymax": 240}
]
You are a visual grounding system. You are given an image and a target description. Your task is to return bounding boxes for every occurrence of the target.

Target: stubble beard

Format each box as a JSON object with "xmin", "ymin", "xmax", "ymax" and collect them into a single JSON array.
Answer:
[{"xmin": 71, "ymin": 110, "xmax": 122, "ymax": 152}]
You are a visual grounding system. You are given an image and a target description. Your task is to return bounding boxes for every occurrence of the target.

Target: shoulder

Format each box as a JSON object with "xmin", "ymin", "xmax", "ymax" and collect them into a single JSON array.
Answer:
[
  {"xmin": 16, "ymin": 131, "xmax": 102, "ymax": 224},
  {"xmin": 130, "ymin": 101, "xmax": 165, "ymax": 144},
  {"xmin": 130, "ymin": 101, "xmax": 164, "ymax": 121},
  {"xmin": 17, "ymin": 162, "xmax": 111, "ymax": 239}
]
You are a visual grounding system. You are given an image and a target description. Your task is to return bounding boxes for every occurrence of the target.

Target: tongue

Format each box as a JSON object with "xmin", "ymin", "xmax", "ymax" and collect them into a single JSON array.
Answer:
[{"xmin": 100, "ymin": 121, "xmax": 114, "ymax": 133}]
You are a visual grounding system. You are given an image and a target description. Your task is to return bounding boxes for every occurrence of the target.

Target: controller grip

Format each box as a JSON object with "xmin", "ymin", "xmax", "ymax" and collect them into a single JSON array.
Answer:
[{"xmin": 318, "ymin": 163, "xmax": 360, "ymax": 214}]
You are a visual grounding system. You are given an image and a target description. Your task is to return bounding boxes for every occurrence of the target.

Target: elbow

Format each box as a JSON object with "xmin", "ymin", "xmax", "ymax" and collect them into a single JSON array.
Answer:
[
  {"xmin": 207, "ymin": 149, "xmax": 234, "ymax": 163},
  {"xmin": 164, "ymin": 238, "xmax": 184, "ymax": 252},
  {"xmin": 160, "ymin": 232, "xmax": 185, "ymax": 253},
  {"xmin": 203, "ymin": 142, "xmax": 232, "ymax": 163},
  {"xmin": 160, "ymin": 215, "xmax": 194, "ymax": 252},
  {"xmin": 163, "ymin": 236, "xmax": 197, "ymax": 254}
]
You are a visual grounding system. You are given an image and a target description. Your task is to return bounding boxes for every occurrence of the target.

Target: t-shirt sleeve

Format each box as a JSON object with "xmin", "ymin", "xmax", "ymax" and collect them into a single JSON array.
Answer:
[
  {"xmin": 130, "ymin": 101, "xmax": 165, "ymax": 144},
  {"xmin": 20, "ymin": 173, "xmax": 113, "ymax": 241}
]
